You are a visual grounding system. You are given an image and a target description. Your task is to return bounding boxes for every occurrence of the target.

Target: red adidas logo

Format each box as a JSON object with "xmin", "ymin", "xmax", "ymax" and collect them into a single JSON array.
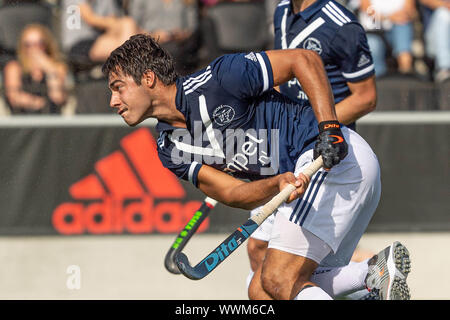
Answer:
[{"xmin": 52, "ymin": 128, "xmax": 208, "ymax": 235}]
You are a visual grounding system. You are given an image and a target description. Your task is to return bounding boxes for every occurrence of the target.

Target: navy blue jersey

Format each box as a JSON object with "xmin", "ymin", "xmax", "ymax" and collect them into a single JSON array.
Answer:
[
  {"xmin": 156, "ymin": 52, "xmax": 319, "ymax": 187},
  {"xmin": 274, "ymin": 0, "xmax": 374, "ymax": 108}
]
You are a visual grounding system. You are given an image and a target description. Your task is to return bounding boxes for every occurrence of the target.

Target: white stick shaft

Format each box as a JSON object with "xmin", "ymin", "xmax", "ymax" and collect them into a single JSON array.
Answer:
[{"xmin": 251, "ymin": 156, "xmax": 324, "ymax": 226}]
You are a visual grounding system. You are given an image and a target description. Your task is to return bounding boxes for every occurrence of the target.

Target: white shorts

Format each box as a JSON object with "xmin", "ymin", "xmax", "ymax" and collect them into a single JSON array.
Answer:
[{"xmin": 250, "ymin": 127, "xmax": 381, "ymax": 267}]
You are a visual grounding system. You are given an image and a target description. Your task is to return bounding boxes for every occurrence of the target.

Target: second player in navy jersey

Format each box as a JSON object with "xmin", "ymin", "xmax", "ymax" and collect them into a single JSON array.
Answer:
[
  {"xmin": 274, "ymin": 0, "xmax": 377, "ymax": 130},
  {"xmin": 102, "ymin": 34, "xmax": 410, "ymax": 300}
]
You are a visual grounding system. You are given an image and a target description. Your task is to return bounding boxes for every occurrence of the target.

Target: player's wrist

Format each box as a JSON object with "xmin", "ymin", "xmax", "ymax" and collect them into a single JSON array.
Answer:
[{"xmin": 318, "ymin": 120, "xmax": 341, "ymax": 133}]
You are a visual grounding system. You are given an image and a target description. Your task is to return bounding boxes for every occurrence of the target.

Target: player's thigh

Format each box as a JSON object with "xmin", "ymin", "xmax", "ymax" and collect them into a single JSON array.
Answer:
[
  {"xmin": 278, "ymin": 128, "xmax": 380, "ymax": 264},
  {"xmin": 248, "ymin": 206, "xmax": 274, "ymax": 270},
  {"xmin": 247, "ymin": 238, "xmax": 268, "ymax": 272},
  {"xmin": 261, "ymin": 214, "xmax": 332, "ymax": 296}
]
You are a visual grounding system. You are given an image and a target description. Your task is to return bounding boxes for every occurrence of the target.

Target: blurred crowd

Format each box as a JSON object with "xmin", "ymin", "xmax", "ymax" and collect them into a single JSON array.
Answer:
[{"xmin": 0, "ymin": 0, "xmax": 448, "ymax": 115}]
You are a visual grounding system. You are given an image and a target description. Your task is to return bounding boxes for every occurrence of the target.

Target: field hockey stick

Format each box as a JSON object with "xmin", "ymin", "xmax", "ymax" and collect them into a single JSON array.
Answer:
[
  {"xmin": 164, "ymin": 197, "xmax": 218, "ymax": 274},
  {"xmin": 175, "ymin": 156, "xmax": 324, "ymax": 280}
]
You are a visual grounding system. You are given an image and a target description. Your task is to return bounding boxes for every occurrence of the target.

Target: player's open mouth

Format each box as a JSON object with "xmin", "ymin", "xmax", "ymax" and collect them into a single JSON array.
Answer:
[{"xmin": 118, "ymin": 108, "xmax": 128, "ymax": 116}]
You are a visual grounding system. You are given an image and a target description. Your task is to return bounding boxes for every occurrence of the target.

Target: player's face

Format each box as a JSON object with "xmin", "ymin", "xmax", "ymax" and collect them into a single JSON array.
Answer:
[{"xmin": 108, "ymin": 72, "xmax": 151, "ymax": 126}]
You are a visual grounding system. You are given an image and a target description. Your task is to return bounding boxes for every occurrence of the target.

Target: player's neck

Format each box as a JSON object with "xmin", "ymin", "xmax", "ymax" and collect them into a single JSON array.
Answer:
[
  {"xmin": 291, "ymin": 0, "xmax": 317, "ymax": 14},
  {"xmin": 150, "ymin": 83, "xmax": 187, "ymax": 128}
]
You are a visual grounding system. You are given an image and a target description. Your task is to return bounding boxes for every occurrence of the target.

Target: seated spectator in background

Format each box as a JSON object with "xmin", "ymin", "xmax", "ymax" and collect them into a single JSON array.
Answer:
[
  {"xmin": 4, "ymin": 24, "xmax": 68, "ymax": 114},
  {"xmin": 419, "ymin": 0, "xmax": 450, "ymax": 82},
  {"xmin": 128, "ymin": 0, "xmax": 200, "ymax": 75},
  {"xmin": 61, "ymin": 0, "xmax": 140, "ymax": 65},
  {"xmin": 359, "ymin": 0, "xmax": 417, "ymax": 77}
]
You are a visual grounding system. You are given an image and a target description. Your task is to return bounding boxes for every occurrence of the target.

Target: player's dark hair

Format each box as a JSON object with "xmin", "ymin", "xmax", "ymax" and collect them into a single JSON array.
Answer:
[{"xmin": 102, "ymin": 34, "xmax": 178, "ymax": 86}]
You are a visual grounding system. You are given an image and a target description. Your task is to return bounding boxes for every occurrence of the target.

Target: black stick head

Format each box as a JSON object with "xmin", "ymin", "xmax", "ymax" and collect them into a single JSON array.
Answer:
[
  {"xmin": 175, "ymin": 252, "xmax": 205, "ymax": 280},
  {"xmin": 164, "ymin": 249, "xmax": 181, "ymax": 275}
]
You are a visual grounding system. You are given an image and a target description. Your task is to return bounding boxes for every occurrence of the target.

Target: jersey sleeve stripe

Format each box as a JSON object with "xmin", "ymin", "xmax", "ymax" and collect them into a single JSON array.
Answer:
[
  {"xmin": 184, "ymin": 70, "xmax": 212, "ymax": 91},
  {"xmin": 188, "ymin": 161, "xmax": 201, "ymax": 185},
  {"xmin": 328, "ymin": 1, "xmax": 352, "ymax": 22},
  {"xmin": 183, "ymin": 66, "xmax": 211, "ymax": 86},
  {"xmin": 184, "ymin": 74, "xmax": 212, "ymax": 95},
  {"xmin": 342, "ymin": 64, "xmax": 375, "ymax": 79},
  {"xmin": 321, "ymin": 7, "xmax": 343, "ymax": 26},
  {"xmin": 277, "ymin": 0, "xmax": 290, "ymax": 7},
  {"xmin": 256, "ymin": 53, "xmax": 269, "ymax": 93},
  {"xmin": 325, "ymin": 4, "xmax": 348, "ymax": 24}
]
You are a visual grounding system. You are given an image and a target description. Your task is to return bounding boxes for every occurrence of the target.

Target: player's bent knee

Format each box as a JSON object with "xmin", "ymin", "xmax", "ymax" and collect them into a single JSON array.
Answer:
[
  {"xmin": 261, "ymin": 268, "xmax": 312, "ymax": 300},
  {"xmin": 260, "ymin": 266, "xmax": 295, "ymax": 300},
  {"xmin": 248, "ymin": 276, "xmax": 262, "ymax": 300}
]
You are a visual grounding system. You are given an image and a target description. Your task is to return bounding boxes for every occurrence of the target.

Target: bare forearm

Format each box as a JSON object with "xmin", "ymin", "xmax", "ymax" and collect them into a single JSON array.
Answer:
[
  {"xmin": 293, "ymin": 51, "xmax": 337, "ymax": 123},
  {"xmin": 335, "ymin": 94, "xmax": 376, "ymax": 125},
  {"xmin": 223, "ymin": 176, "xmax": 282, "ymax": 210},
  {"xmin": 46, "ymin": 75, "xmax": 67, "ymax": 106},
  {"xmin": 6, "ymin": 89, "xmax": 43, "ymax": 109},
  {"xmin": 197, "ymin": 164, "xmax": 310, "ymax": 211},
  {"xmin": 267, "ymin": 49, "xmax": 337, "ymax": 123},
  {"xmin": 198, "ymin": 172, "xmax": 280, "ymax": 211},
  {"xmin": 335, "ymin": 76, "xmax": 377, "ymax": 125},
  {"xmin": 79, "ymin": 3, "xmax": 115, "ymax": 30}
]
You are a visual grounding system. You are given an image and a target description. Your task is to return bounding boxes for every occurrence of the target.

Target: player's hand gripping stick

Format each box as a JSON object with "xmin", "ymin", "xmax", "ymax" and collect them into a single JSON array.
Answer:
[
  {"xmin": 314, "ymin": 121, "xmax": 348, "ymax": 170},
  {"xmin": 175, "ymin": 156, "xmax": 324, "ymax": 280}
]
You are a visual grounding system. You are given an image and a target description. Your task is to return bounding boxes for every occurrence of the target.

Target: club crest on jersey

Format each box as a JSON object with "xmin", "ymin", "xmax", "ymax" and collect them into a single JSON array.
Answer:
[
  {"xmin": 213, "ymin": 105, "xmax": 235, "ymax": 126},
  {"xmin": 303, "ymin": 37, "xmax": 322, "ymax": 55}
]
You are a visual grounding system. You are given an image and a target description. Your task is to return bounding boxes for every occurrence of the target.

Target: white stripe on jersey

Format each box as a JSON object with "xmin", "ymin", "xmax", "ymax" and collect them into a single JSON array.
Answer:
[
  {"xmin": 281, "ymin": 8, "xmax": 288, "ymax": 49},
  {"xmin": 328, "ymin": 2, "xmax": 351, "ymax": 22},
  {"xmin": 288, "ymin": 17, "xmax": 325, "ymax": 49},
  {"xmin": 199, "ymin": 95, "xmax": 225, "ymax": 158},
  {"xmin": 255, "ymin": 53, "xmax": 269, "ymax": 93},
  {"xmin": 183, "ymin": 66, "xmax": 211, "ymax": 86},
  {"xmin": 277, "ymin": 0, "xmax": 290, "ymax": 7},
  {"xmin": 188, "ymin": 161, "xmax": 200, "ymax": 184},
  {"xmin": 168, "ymin": 96, "xmax": 225, "ymax": 158},
  {"xmin": 170, "ymin": 133, "xmax": 217, "ymax": 157},
  {"xmin": 342, "ymin": 64, "xmax": 374, "ymax": 79},
  {"xmin": 321, "ymin": 7, "xmax": 343, "ymax": 26},
  {"xmin": 184, "ymin": 70, "xmax": 212, "ymax": 91},
  {"xmin": 325, "ymin": 4, "xmax": 347, "ymax": 24},
  {"xmin": 185, "ymin": 74, "xmax": 212, "ymax": 95}
]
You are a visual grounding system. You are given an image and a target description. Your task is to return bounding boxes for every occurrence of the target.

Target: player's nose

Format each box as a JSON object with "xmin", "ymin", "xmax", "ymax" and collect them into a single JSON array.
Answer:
[{"xmin": 110, "ymin": 92, "xmax": 121, "ymax": 109}]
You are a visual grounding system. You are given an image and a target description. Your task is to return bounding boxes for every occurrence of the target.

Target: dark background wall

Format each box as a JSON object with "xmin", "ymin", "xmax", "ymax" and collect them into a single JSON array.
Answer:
[{"xmin": 0, "ymin": 116, "xmax": 447, "ymax": 235}]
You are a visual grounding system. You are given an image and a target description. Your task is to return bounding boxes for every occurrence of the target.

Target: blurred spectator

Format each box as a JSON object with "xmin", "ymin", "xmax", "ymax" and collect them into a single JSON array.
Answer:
[
  {"xmin": 419, "ymin": 0, "xmax": 450, "ymax": 82},
  {"xmin": 3, "ymin": 24, "xmax": 68, "ymax": 114},
  {"xmin": 359, "ymin": 0, "xmax": 417, "ymax": 77},
  {"xmin": 128, "ymin": 0, "xmax": 200, "ymax": 75},
  {"xmin": 61, "ymin": 0, "xmax": 140, "ymax": 65},
  {"xmin": 200, "ymin": 0, "xmax": 262, "ymax": 6}
]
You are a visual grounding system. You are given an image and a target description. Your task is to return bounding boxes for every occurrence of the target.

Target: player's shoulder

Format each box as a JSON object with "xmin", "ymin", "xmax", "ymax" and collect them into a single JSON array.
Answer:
[
  {"xmin": 274, "ymin": 0, "xmax": 290, "ymax": 18},
  {"xmin": 323, "ymin": 0, "xmax": 358, "ymax": 21},
  {"xmin": 207, "ymin": 52, "xmax": 264, "ymax": 76},
  {"xmin": 320, "ymin": 1, "xmax": 366, "ymax": 35},
  {"xmin": 277, "ymin": 0, "xmax": 290, "ymax": 8},
  {"xmin": 178, "ymin": 65, "xmax": 213, "ymax": 95}
]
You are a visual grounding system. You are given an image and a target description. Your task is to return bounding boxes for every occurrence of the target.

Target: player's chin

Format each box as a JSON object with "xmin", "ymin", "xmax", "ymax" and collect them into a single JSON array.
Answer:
[{"xmin": 122, "ymin": 114, "xmax": 141, "ymax": 127}]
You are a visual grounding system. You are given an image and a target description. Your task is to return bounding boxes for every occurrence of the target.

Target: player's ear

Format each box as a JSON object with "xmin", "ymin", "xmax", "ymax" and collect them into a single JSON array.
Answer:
[{"xmin": 142, "ymin": 70, "xmax": 156, "ymax": 88}]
